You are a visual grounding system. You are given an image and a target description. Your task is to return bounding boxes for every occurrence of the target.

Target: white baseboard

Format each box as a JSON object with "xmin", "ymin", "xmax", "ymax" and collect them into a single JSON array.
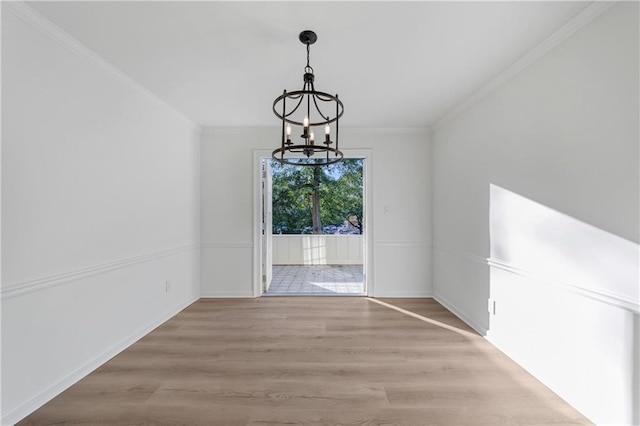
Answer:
[
  {"xmin": 373, "ymin": 291, "xmax": 434, "ymax": 298},
  {"xmin": 200, "ymin": 291, "xmax": 255, "ymax": 298},
  {"xmin": 2, "ymin": 296, "xmax": 197, "ymax": 426},
  {"xmin": 433, "ymin": 292, "xmax": 487, "ymax": 336}
]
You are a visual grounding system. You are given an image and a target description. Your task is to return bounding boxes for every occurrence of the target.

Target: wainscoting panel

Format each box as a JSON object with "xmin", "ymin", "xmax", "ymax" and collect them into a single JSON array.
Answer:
[
  {"xmin": 200, "ymin": 243, "xmax": 254, "ymax": 297},
  {"xmin": 2, "ymin": 247, "xmax": 199, "ymax": 425},
  {"xmin": 431, "ymin": 244, "xmax": 490, "ymax": 334},
  {"xmin": 372, "ymin": 242, "xmax": 432, "ymax": 297},
  {"xmin": 486, "ymin": 263, "xmax": 638, "ymax": 426}
]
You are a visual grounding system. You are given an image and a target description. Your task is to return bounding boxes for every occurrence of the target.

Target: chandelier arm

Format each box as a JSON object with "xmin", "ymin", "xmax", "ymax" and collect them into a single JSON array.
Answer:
[
  {"xmin": 284, "ymin": 95, "xmax": 305, "ymax": 119},
  {"xmin": 313, "ymin": 94, "xmax": 344, "ymax": 122},
  {"xmin": 275, "ymin": 100, "xmax": 343, "ymax": 124},
  {"xmin": 314, "ymin": 93, "xmax": 338, "ymax": 102},
  {"xmin": 272, "ymin": 92, "xmax": 306, "ymax": 121},
  {"xmin": 274, "ymin": 91, "xmax": 343, "ymax": 125},
  {"xmin": 311, "ymin": 94, "xmax": 331, "ymax": 122}
]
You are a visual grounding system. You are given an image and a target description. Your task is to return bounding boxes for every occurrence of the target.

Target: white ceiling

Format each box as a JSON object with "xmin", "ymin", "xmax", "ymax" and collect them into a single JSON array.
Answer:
[{"xmin": 28, "ymin": 1, "xmax": 591, "ymax": 129}]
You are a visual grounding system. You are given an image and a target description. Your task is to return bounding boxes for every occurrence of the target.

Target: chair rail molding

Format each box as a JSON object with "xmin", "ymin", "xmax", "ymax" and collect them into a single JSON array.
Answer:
[
  {"xmin": 487, "ymin": 257, "xmax": 640, "ymax": 314},
  {"xmin": 1, "ymin": 244, "xmax": 199, "ymax": 300},
  {"xmin": 201, "ymin": 242, "xmax": 254, "ymax": 249}
]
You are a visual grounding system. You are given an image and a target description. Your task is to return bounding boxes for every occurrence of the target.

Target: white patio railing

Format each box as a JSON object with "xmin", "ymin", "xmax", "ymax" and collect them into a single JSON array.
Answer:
[{"xmin": 272, "ymin": 234, "xmax": 363, "ymax": 265}]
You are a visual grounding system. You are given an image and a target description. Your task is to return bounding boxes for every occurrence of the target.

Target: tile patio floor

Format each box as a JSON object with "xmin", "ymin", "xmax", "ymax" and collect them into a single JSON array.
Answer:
[{"xmin": 266, "ymin": 264, "xmax": 365, "ymax": 295}]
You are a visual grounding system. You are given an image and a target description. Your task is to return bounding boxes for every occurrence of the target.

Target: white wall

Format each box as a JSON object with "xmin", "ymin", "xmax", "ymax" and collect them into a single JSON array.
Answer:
[
  {"xmin": 201, "ymin": 128, "xmax": 431, "ymax": 298},
  {"xmin": 432, "ymin": 3, "xmax": 639, "ymax": 425},
  {"xmin": 1, "ymin": 5, "xmax": 201, "ymax": 424}
]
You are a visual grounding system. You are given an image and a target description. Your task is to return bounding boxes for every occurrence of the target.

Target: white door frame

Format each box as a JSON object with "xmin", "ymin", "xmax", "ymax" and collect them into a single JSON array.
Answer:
[
  {"xmin": 262, "ymin": 160, "xmax": 273, "ymax": 292},
  {"xmin": 252, "ymin": 149, "xmax": 373, "ymax": 297}
]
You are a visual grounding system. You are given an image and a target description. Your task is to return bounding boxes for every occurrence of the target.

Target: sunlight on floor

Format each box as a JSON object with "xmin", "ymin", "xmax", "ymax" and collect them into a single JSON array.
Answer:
[
  {"xmin": 365, "ymin": 297, "xmax": 479, "ymax": 338},
  {"xmin": 267, "ymin": 265, "xmax": 365, "ymax": 295}
]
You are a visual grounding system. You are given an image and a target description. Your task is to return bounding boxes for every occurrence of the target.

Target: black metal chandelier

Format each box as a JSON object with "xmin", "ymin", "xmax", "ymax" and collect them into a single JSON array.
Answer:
[{"xmin": 272, "ymin": 30, "xmax": 344, "ymax": 166}]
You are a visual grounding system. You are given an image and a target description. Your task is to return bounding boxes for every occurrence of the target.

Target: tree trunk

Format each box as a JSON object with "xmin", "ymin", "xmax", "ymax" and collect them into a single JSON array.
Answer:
[{"xmin": 311, "ymin": 166, "xmax": 322, "ymax": 234}]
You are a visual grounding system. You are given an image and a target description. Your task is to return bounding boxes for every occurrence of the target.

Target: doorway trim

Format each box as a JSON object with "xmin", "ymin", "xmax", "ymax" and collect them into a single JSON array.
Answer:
[{"xmin": 252, "ymin": 149, "xmax": 373, "ymax": 297}]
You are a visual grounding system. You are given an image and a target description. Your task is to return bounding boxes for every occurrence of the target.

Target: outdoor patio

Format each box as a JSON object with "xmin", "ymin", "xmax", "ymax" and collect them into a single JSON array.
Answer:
[{"xmin": 266, "ymin": 265, "xmax": 365, "ymax": 295}]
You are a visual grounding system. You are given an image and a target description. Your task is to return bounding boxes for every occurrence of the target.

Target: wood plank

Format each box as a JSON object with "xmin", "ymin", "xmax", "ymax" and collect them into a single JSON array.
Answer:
[{"xmin": 17, "ymin": 297, "xmax": 592, "ymax": 425}]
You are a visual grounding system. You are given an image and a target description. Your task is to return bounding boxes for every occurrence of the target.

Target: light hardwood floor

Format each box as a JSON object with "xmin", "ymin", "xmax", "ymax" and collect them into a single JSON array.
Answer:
[{"xmin": 18, "ymin": 297, "xmax": 592, "ymax": 425}]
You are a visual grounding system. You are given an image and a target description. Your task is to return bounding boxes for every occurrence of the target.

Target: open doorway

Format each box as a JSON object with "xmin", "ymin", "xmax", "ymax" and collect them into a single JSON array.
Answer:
[{"xmin": 258, "ymin": 156, "xmax": 368, "ymax": 296}]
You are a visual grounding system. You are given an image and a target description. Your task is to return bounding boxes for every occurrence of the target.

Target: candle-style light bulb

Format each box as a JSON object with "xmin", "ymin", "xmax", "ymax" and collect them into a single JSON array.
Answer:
[
  {"xmin": 302, "ymin": 115, "xmax": 309, "ymax": 138},
  {"xmin": 325, "ymin": 124, "xmax": 330, "ymax": 135},
  {"xmin": 325, "ymin": 124, "xmax": 331, "ymax": 143},
  {"xmin": 310, "ymin": 131, "xmax": 315, "ymax": 144},
  {"xmin": 286, "ymin": 124, "xmax": 292, "ymax": 144}
]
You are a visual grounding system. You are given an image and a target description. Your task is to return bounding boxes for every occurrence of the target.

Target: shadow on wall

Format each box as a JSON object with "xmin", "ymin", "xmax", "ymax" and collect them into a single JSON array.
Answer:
[{"xmin": 486, "ymin": 184, "xmax": 639, "ymax": 426}]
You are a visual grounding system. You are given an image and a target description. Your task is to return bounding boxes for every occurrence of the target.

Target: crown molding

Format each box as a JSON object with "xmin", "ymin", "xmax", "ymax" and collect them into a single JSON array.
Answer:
[
  {"xmin": 340, "ymin": 127, "xmax": 432, "ymax": 135},
  {"xmin": 202, "ymin": 126, "xmax": 431, "ymax": 135},
  {"xmin": 2, "ymin": 1, "xmax": 201, "ymax": 132},
  {"xmin": 432, "ymin": 1, "xmax": 616, "ymax": 130}
]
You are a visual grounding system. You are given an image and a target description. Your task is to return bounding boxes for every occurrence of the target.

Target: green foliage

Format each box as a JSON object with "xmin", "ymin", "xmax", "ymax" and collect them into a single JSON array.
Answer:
[{"xmin": 271, "ymin": 159, "xmax": 363, "ymax": 234}]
